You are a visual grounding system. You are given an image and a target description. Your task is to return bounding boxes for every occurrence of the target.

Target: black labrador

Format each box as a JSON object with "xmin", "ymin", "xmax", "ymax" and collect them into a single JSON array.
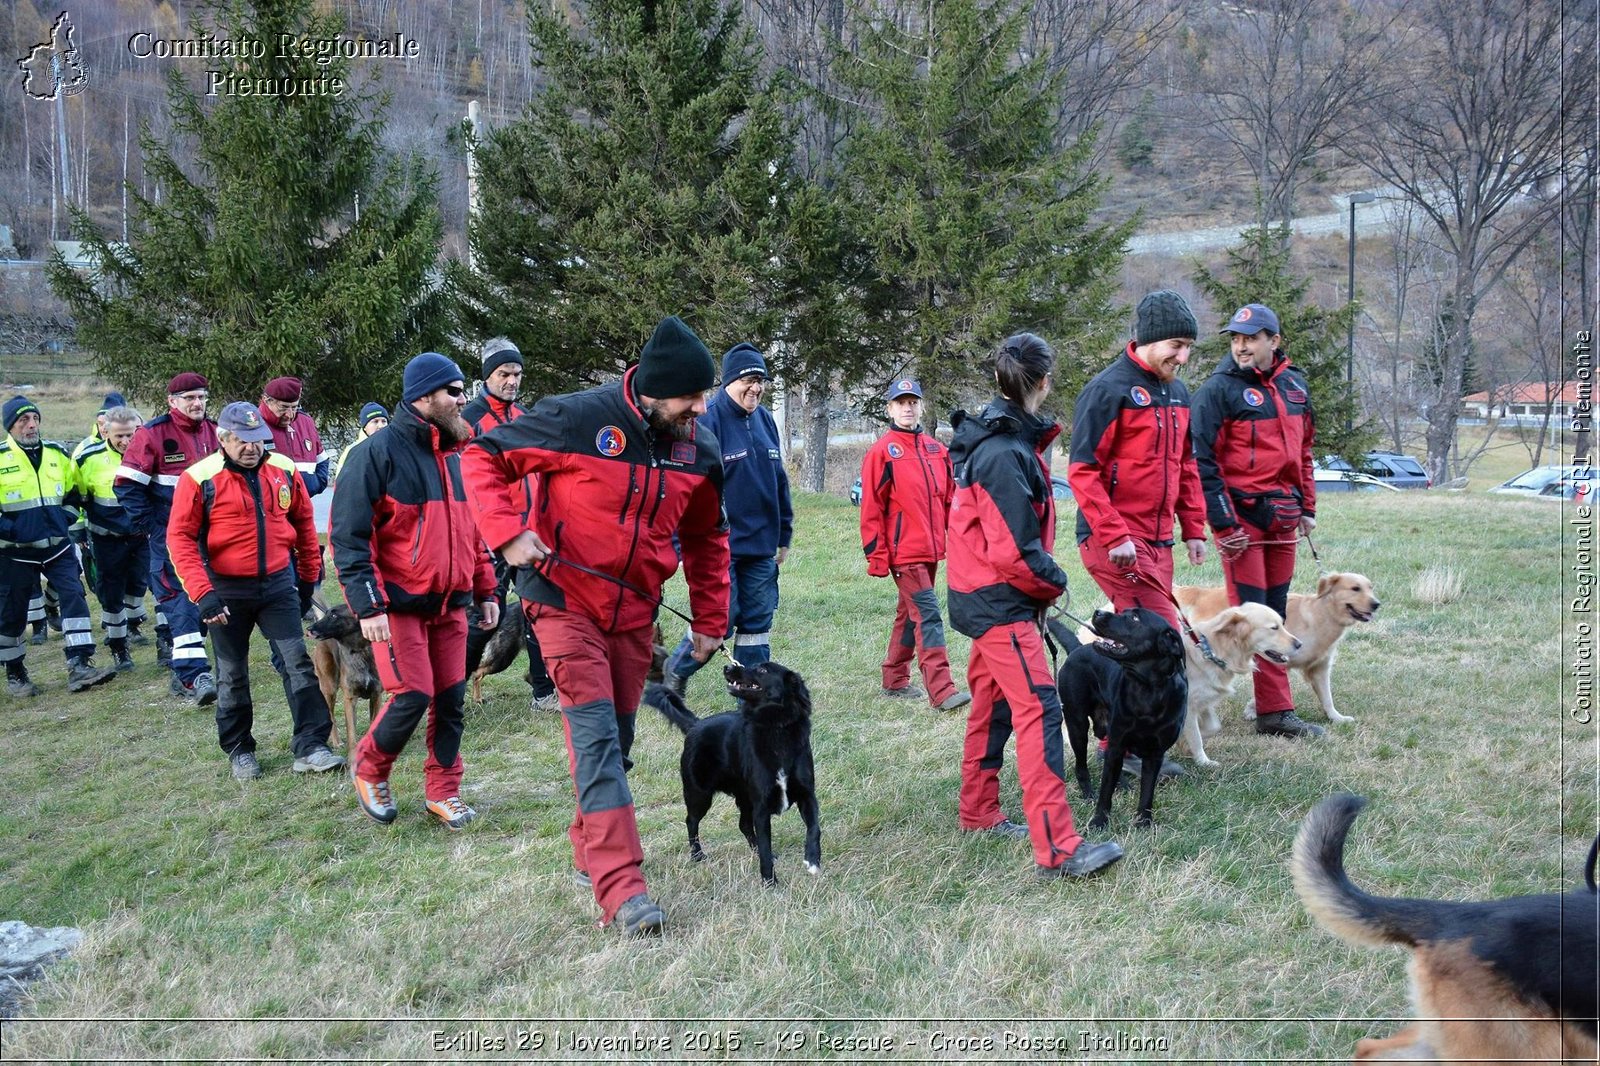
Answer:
[
  {"xmin": 1055, "ymin": 608, "xmax": 1187, "ymax": 830},
  {"xmin": 642, "ymin": 660, "xmax": 821, "ymax": 885}
]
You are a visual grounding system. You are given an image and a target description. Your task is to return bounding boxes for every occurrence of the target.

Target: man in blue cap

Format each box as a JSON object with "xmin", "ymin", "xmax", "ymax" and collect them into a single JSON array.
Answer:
[
  {"xmin": 331, "ymin": 353, "xmax": 499, "ymax": 831},
  {"xmin": 662, "ymin": 341, "xmax": 792, "ymax": 694}
]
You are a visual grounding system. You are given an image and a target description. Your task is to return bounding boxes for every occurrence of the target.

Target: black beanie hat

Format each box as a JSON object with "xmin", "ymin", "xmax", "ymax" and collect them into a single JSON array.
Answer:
[
  {"xmin": 1135, "ymin": 290, "xmax": 1199, "ymax": 345},
  {"xmin": 3, "ymin": 396, "xmax": 39, "ymax": 432},
  {"xmin": 634, "ymin": 316, "xmax": 715, "ymax": 398},
  {"xmin": 481, "ymin": 344, "xmax": 523, "ymax": 380}
]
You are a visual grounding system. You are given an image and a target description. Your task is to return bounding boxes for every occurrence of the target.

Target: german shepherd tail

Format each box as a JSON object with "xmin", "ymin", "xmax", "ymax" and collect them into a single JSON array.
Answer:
[{"xmin": 642, "ymin": 682, "xmax": 698, "ymax": 735}]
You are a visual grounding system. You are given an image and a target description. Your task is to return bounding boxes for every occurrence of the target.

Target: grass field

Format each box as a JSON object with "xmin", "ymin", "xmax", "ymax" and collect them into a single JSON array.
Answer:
[{"xmin": 0, "ymin": 481, "xmax": 1594, "ymax": 1062}]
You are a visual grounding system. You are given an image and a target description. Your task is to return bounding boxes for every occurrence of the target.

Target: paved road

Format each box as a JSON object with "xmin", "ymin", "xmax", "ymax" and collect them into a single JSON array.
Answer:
[{"xmin": 1127, "ymin": 188, "xmax": 1397, "ymax": 258}]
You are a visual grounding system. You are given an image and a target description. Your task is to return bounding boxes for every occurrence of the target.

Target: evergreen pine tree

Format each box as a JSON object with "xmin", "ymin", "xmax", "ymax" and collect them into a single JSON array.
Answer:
[
  {"xmin": 832, "ymin": 0, "xmax": 1133, "ymax": 413},
  {"xmin": 46, "ymin": 0, "xmax": 447, "ymax": 417},
  {"xmin": 1191, "ymin": 224, "xmax": 1375, "ymax": 461},
  {"xmin": 450, "ymin": 0, "xmax": 792, "ymax": 393}
]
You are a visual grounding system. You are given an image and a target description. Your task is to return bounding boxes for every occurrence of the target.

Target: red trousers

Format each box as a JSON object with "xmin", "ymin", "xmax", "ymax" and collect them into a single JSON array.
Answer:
[
  {"xmin": 532, "ymin": 605, "xmax": 655, "ymax": 924},
  {"xmin": 1078, "ymin": 537, "xmax": 1180, "ymax": 629},
  {"xmin": 357, "ymin": 610, "xmax": 468, "ymax": 802},
  {"xmin": 1219, "ymin": 521, "xmax": 1296, "ymax": 714},
  {"xmin": 959, "ymin": 621, "xmax": 1083, "ymax": 868},
  {"xmin": 881, "ymin": 562, "xmax": 958, "ymax": 704}
]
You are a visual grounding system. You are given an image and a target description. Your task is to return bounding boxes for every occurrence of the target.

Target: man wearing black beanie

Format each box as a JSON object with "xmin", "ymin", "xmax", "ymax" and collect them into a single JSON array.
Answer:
[
  {"xmin": 462, "ymin": 314, "xmax": 729, "ymax": 939},
  {"xmin": 1066, "ymin": 290, "xmax": 1208, "ymax": 777}
]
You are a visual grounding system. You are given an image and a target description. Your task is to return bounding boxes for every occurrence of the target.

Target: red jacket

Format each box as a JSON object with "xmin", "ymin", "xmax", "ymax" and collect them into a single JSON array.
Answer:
[
  {"xmin": 167, "ymin": 451, "xmax": 321, "ymax": 606},
  {"xmin": 945, "ymin": 400, "xmax": 1070, "ymax": 637},
  {"xmin": 1190, "ymin": 353, "xmax": 1316, "ymax": 529},
  {"xmin": 329, "ymin": 402, "xmax": 497, "ymax": 618},
  {"xmin": 1068, "ymin": 344, "xmax": 1206, "ymax": 548},
  {"xmin": 463, "ymin": 392, "xmax": 535, "ymax": 523},
  {"xmin": 461, "ymin": 366, "xmax": 730, "ymax": 636},
  {"xmin": 260, "ymin": 404, "xmax": 332, "ymax": 497},
  {"xmin": 859, "ymin": 426, "xmax": 953, "ymax": 574}
]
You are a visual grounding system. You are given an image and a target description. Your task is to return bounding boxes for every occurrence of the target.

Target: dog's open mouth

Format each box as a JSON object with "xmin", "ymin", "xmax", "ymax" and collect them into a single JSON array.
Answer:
[
  {"xmin": 1092, "ymin": 638, "xmax": 1128, "ymax": 656},
  {"xmin": 1263, "ymin": 649, "xmax": 1290, "ymax": 663},
  {"xmin": 727, "ymin": 679, "xmax": 762, "ymax": 700},
  {"xmin": 1347, "ymin": 605, "xmax": 1375, "ymax": 622}
]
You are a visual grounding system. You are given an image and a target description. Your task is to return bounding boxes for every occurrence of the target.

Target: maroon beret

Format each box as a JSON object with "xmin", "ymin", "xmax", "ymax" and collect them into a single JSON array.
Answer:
[
  {"xmin": 264, "ymin": 377, "xmax": 302, "ymax": 402},
  {"xmin": 167, "ymin": 372, "xmax": 209, "ymax": 395}
]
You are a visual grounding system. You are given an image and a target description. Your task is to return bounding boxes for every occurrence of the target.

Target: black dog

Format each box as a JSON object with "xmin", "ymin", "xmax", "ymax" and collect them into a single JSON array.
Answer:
[
  {"xmin": 1053, "ymin": 608, "xmax": 1187, "ymax": 830},
  {"xmin": 642, "ymin": 661, "xmax": 821, "ymax": 885},
  {"xmin": 1294, "ymin": 793, "xmax": 1599, "ymax": 1060}
]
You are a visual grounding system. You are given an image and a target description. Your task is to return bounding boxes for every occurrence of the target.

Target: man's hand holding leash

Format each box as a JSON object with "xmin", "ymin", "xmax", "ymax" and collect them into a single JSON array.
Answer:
[{"xmin": 498, "ymin": 529, "xmax": 552, "ymax": 568}]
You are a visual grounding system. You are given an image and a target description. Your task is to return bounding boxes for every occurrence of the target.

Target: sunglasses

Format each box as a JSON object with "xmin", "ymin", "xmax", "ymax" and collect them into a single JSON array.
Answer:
[{"xmin": 443, "ymin": 385, "xmax": 466, "ymax": 398}]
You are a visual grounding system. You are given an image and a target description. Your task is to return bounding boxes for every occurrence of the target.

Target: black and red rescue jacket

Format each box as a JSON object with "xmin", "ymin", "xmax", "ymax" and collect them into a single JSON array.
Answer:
[
  {"xmin": 330, "ymin": 402, "xmax": 496, "ymax": 618},
  {"xmin": 859, "ymin": 426, "xmax": 953, "ymax": 574},
  {"xmin": 461, "ymin": 366, "xmax": 730, "ymax": 636},
  {"xmin": 463, "ymin": 392, "xmax": 535, "ymax": 524},
  {"xmin": 1189, "ymin": 353, "xmax": 1316, "ymax": 530},
  {"xmin": 1068, "ymin": 345, "xmax": 1206, "ymax": 548},
  {"xmin": 945, "ymin": 399, "xmax": 1070, "ymax": 637}
]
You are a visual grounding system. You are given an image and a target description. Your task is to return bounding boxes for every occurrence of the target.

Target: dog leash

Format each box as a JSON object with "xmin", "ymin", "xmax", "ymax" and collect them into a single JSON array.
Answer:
[
  {"xmin": 535, "ymin": 551, "xmax": 738, "ymax": 666},
  {"xmin": 1126, "ymin": 567, "xmax": 1229, "ymax": 670}
]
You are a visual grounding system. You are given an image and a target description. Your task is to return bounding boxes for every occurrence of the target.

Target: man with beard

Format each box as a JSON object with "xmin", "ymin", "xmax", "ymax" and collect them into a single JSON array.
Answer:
[
  {"xmin": 169, "ymin": 403, "xmax": 343, "ymax": 780},
  {"xmin": 462, "ymin": 315, "xmax": 730, "ymax": 939},
  {"xmin": 1068, "ymin": 290, "xmax": 1208, "ymax": 779},
  {"xmin": 331, "ymin": 353, "xmax": 499, "ymax": 831},
  {"xmin": 114, "ymin": 372, "xmax": 220, "ymax": 703},
  {"xmin": 0, "ymin": 396, "xmax": 117, "ymax": 694},
  {"xmin": 461, "ymin": 338, "xmax": 557, "ymax": 712}
]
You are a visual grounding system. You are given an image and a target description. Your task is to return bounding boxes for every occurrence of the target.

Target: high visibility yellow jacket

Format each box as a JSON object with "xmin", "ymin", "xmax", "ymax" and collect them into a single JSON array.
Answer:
[
  {"xmin": 72, "ymin": 438, "xmax": 133, "ymax": 537},
  {"xmin": 0, "ymin": 434, "xmax": 77, "ymax": 563}
]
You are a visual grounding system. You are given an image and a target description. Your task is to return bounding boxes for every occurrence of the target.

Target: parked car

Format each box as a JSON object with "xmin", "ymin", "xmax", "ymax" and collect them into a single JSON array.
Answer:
[
  {"xmin": 1320, "ymin": 452, "xmax": 1431, "ymax": 490},
  {"xmin": 1489, "ymin": 465, "xmax": 1585, "ymax": 496},
  {"xmin": 850, "ymin": 474, "xmax": 1072, "ymax": 505},
  {"xmin": 1312, "ymin": 468, "xmax": 1402, "ymax": 494},
  {"xmin": 1534, "ymin": 469, "xmax": 1595, "ymax": 503}
]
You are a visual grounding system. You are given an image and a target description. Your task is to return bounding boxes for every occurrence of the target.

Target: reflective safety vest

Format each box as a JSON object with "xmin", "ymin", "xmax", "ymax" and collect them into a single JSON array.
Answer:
[
  {"xmin": 0, "ymin": 435, "xmax": 76, "ymax": 563},
  {"xmin": 72, "ymin": 439, "xmax": 133, "ymax": 537}
]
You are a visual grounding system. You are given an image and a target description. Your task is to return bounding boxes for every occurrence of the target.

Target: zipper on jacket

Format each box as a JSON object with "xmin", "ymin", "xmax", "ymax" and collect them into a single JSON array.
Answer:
[
  {"xmin": 1109, "ymin": 461, "xmax": 1119, "ymax": 499},
  {"xmin": 619, "ymin": 466, "xmax": 638, "ymax": 524},
  {"xmin": 1249, "ymin": 421, "xmax": 1257, "ymax": 470},
  {"xmin": 411, "ymin": 504, "xmax": 426, "ymax": 565}
]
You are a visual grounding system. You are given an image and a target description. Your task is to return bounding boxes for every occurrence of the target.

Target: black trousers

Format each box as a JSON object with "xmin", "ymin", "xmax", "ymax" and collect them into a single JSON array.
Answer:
[{"xmin": 209, "ymin": 568, "xmax": 332, "ymax": 758}]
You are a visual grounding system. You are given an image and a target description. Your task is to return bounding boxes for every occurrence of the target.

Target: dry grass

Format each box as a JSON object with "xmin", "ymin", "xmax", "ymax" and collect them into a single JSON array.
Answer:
[
  {"xmin": 0, "ymin": 489, "xmax": 1592, "ymax": 1061},
  {"xmin": 1410, "ymin": 564, "xmax": 1464, "ymax": 606}
]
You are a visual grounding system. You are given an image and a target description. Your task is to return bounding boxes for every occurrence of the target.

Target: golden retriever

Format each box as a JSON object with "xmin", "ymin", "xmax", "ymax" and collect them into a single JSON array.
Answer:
[
  {"xmin": 1179, "ymin": 603, "xmax": 1301, "ymax": 765},
  {"xmin": 1175, "ymin": 572, "xmax": 1380, "ymax": 724}
]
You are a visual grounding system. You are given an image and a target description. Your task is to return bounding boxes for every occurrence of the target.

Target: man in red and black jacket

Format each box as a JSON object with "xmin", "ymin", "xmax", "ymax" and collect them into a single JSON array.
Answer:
[
  {"xmin": 114, "ymin": 372, "xmax": 219, "ymax": 703},
  {"xmin": 1068, "ymin": 290, "xmax": 1209, "ymax": 626},
  {"xmin": 1191, "ymin": 302, "xmax": 1323, "ymax": 739},
  {"xmin": 168, "ymin": 402, "xmax": 342, "ymax": 780},
  {"xmin": 331, "ymin": 353, "xmax": 499, "ymax": 833},
  {"xmin": 462, "ymin": 315, "xmax": 731, "ymax": 939},
  {"xmin": 859, "ymin": 377, "xmax": 968, "ymax": 710},
  {"xmin": 461, "ymin": 338, "xmax": 556, "ymax": 712}
]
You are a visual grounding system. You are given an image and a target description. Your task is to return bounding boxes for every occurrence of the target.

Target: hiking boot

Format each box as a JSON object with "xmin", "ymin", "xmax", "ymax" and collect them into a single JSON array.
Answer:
[
  {"xmin": 156, "ymin": 635, "xmax": 172, "ymax": 667},
  {"xmin": 292, "ymin": 746, "xmax": 346, "ymax": 774},
  {"xmin": 967, "ymin": 819, "xmax": 1029, "ymax": 840},
  {"xmin": 127, "ymin": 626, "xmax": 151, "ymax": 647},
  {"xmin": 663, "ymin": 671, "xmax": 689, "ymax": 698},
  {"xmin": 353, "ymin": 776, "xmax": 397, "ymax": 825},
  {"xmin": 936, "ymin": 689, "xmax": 973, "ymax": 711},
  {"xmin": 882, "ymin": 684, "xmax": 926, "ymax": 700},
  {"xmin": 572, "ymin": 869, "xmax": 593, "ymax": 889},
  {"xmin": 7, "ymin": 669, "xmax": 39, "ymax": 697},
  {"xmin": 29, "ymin": 626, "xmax": 47, "ymax": 646},
  {"xmin": 191, "ymin": 672, "xmax": 218, "ymax": 707},
  {"xmin": 111, "ymin": 648, "xmax": 136, "ymax": 672},
  {"xmin": 426, "ymin": 796, "xmax": 478, "ymax": 831},
  {"xmin": 1255, "ymin": 710, "xmax": 1326, "ymax": 739},
  {"xmin": 530, "ymin": 690, "xmax": 560, "ymax": 713},
  {"xmin": 1038, "ymin": 840, "xmax": 1125, "ymax": 880},
  {"xmin": 66, "ymin": 658, "xmax": 116, "ymax": 692},
  {"xmin": 612, "ymin": 893, "xmax": 664, "ymax": 938},
  {"xmin": 230, "ymin": 751, "xmax": 262, "ymax": 781}
]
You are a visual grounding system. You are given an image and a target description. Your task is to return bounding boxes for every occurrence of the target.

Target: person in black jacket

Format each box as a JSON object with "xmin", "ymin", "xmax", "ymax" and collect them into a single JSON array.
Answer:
[
  {"xmin": 1191, "ymin": 303, "xmax": 1323, "ymax": 738},
  {"xmin": 330, "ymin": 353, "xmax": 499, "ymax": 832},
  {"xmin": 945, "ymin": 335, "xmax": 1123, "ymax": 881}
]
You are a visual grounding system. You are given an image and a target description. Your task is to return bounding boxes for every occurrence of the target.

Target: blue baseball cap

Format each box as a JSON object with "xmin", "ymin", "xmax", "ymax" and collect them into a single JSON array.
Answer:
[
  {"xmin": 1220, "ymin": 304, "xmax": 1282, "ymax": 337},
  {"xmin": 885, "ymin": 377, "xmax": 923, "ymax": 401}
]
